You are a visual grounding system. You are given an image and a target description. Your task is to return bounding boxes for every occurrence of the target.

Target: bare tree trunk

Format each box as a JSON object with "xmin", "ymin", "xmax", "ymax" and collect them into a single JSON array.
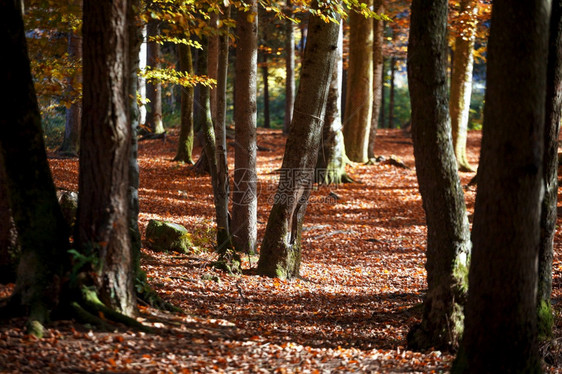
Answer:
[
  {"xmin": 232, "ymin": 0, "xmax": 258, "ymax": 254},
  {"xmin": 146, "ymin": 17, "xmax": 164, "ymax": 134},
  {"xmin": 208, "ymin": 12, "xmax": 219, "ymax": 123},
  {"xmin": 261, "ymin": 52, "xmax": 271, "ymax": 129},
  {"xmin": 450, "ymin": 0, "xmax": 477, "ymax": 172},
  {"xmin": 174, "ymin": 43, "xmax": 195, "ymax": 164},
  {"xmin": 368, "ymin": 0, "xmax": 384, "ymax": 159},
  {"xmin": 284, "ymin": 0, "xmax": 295, "ymax": 134},
  {"xmin": 0, "ymin": 161, "xmax": 18, "ymax": 284},
  {"xmin": 58, "ymin": 29, "xmax": 82, "ymax": 156},
  {"xmin": 407, "ymin": 0, "xmax": 471, "ymax": 351},
  {"xmin": 388, "ymin": 57, "xmax": 396, "ymax": 129},
  {"xmin": 343, "ymin": 1, "xmax": 374, "ymax": 162},
  {"xmin": 79, "ymin": 0, "xmax": 135, "ymax": 317},
  {"xmin": 257, "ymin": 5, "xmax": 340, "ymax": 279},
  {"xmin": 453, "ymin": 1, "xmax": 549, "ymax": 371},
  {"xmin": 537, "ymin": 0, "xmax": 562, "ymax": 340}
]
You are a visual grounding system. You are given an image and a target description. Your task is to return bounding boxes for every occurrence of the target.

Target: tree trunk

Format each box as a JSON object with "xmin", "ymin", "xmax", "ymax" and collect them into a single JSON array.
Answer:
[
  {"xmin": 79, "ymin": 0, "xmax": 135, "ymax": 317},
  {"xmin": 537, "ymin": 0, "xmax": 562, "ymax": 340},
  {"xmin": 215, "ymin": 7, "xmax": 232, "ymax": 254},
  {"xmin": 261, "ymin": 53, "xmax": 271, "ymax": 129},
  {"xmin": 284, "ymin": 0, "xmax": 295, "ymax": 134},
  {"xmin": 388, "ymin": 57, "xmax": 396, "ymax": 129},
  {"xmin": 0, "ymin": 0, "xmax": 70, "ymax": 334},
  {"xmin": 453, "ymin": 1, "xmax": 549, "ymax": 371},
  {"xmin": 57, "ymin": 30, "xmax": 82, "ymax": 157},
  {"xmin": 380, "ymin": 57, "xmax": 386, "ymax": 128},
  {"xmin": 232, "ymin": 0, "xmax": 258, "ymax": 254},
  {"xmin": 316, "ymin": 24, "xmax": 352, "ymax": 185},
  {"xmin": 174, "ymin": 43, "xmax": 195, "ymax": 164},
  {"xmin": 407, "ymin": 0, "xmax": 471, "ymax": 351},
  {"xmin": 208, "ymin": 12, "xmax": 219, "ymax": 123},
  {"xmin": 139, "ymin": 25, "xmax": 147, "ymax": 125},
  {"xmin": 368, "ymin": 0, "xmax": 384, "ymax": 159},
  {"xmin": 449, "ymin": 0, "xmax": 477, "ymax": 172},
  {"xmin": 257, "ymin": 5, "xmax": 340, "ymax": 279},
  {"xmin": 343, "ymin": 1, "xmax": 374, "ymax": 163},
  {"xmin": 146, "ymin": 17, "xmax": 164, "ymax": 134},
  {"xmin": 0, "ymin": 161, "xmax": 18, "ymax": 284}
]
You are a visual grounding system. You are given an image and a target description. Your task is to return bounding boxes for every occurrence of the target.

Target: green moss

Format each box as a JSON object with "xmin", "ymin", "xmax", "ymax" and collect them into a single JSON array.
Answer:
[{"xmin": 538, "ymin": 299, "xmax": 554, "ymax": 340}]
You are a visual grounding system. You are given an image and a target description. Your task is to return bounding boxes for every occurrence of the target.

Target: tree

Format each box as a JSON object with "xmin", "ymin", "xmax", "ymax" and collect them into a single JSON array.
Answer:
[
  {"xmin": 343, "ymin": 0, "xmax": 374, "ymax": 163},
  {"xmin": 368, "ymin": 0, "xmax": 384, "ymax": 159},
  {"xmin": 406, "ymin": 0, "xmax": 471, "ymax": 351},
  {"xmin": 174, "ymin": 43, "xmax": 195, "ymax": 164},
  {"xmin": 453, "ymin": 0, "xmax": 550, "ymax": 371},
  {"xmin": 232, "ymin": 0, "xmax": 258, "ymax": 254},
  {"xmin": 0, "ymin": 161, "xmax": 18, "ymax": 284},
  {"xmin": 77, "ymin": 0, "xmax": 135, "ymax": 316},
  {"xmin": 257, "ymin": 4, "xmax": 340, "ymax": 279},
  {"xmin": 538, "ymin": 0, "xmax": 562, "ymax": 340},
  {"xmin": 145, "ymin": 13, "xmax": 165, "ymax": 135},
  {"xmin": 449, "ymin": 0, "xmax": 477, "ymax": 172},
  {"xmin": 315, "ymin": 23, "xmax": 353, "ymax": 185},
  {"xmin": 284, "ymin": 0, "xmax": 295, "ymax": 134},
  {"xmin": 0, "ymin": 0, "xmax": 70, "ymax": 336}
]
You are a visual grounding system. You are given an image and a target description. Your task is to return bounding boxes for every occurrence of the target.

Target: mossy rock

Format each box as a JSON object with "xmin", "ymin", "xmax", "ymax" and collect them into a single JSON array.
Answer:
[
  {"xmin": 145, "ymin": 220, "xmax": 193, "ymax": 253},
  {"xmin": 56, "ymin": 190, "xmax": 78, "ymax": 227}
]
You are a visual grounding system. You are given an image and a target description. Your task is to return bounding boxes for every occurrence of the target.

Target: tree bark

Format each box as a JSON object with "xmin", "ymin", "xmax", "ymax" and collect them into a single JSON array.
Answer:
[
  {"xmin": 232, "ymin": 0, "xmax": 258, "ymax": 254},
  {"xmin": 0, "ymin": 0, "xmax": 70, "ymax": 332},
  {"xmin": 0, "ymin": 161, "xmax": 18, "ymax": 284},
  {"xmin": 343, "ymin": 2, "xmax": 374, "ymax": 163},
  {"xmin": 261, "ymin": 52, "xmax": 271, "ymax": 129},
  {"xmin": 145, "ymin": 16, "xmax": 164, "ymax": 134},
  {"xmin": 453, "ymin": 1, "xmax": 549, "ymax": 371},
  {"xmin": 316, "ymin": 24, "xmax": 352, "ymax": 185},
  {"xmin": 257, "ymin": 5, "xmax": 340, "ymax": 279},
  {"xmin": 368, "ymin": 0, "xmax": 384, "ymax": 159},
  {"xmin": 449, "ymin": 0, "xmax": 477, "ymax": 172},
  {"xmin": 79, "ymin": 0, "xmax": 135, "ymax": 317},
  {"xmin": 388, "ymin": 57, "xmax": 396, "ymax": 129},
  {"xmin": 208, "ymin": 12, "xmax": 219, "ymax": 123},
  {"xmin": 57, "ymin": 29, "xmax": 82, "ymax": 157},
  {"xmin": 537, "ymin": 0, "xmax": 562, "ymax": 340},
  {"xmin": 407, "ymin": 0, "xmax": 471, "ymax": 351},
  {"xmin": 284, "ymin": 0, "xmax": 295, "ymax": 134},
  {"xmin": 174, "ymin": 43, "xmax": 195, "ymax": 164}
]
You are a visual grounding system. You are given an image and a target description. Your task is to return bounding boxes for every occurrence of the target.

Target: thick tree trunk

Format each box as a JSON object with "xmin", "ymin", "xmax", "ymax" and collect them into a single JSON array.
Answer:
[
  {"xmin": 316, "ymin": 24, "xmax": 352, "ymax": 185},
  {"xmin": 449, "ymin": 0, "xmax": 477, "ymax": 172},
  {"xmin": 232, "ymin": 0, "xmax": 258, "ymax": 254},
  {"xmin": 257, "ymin": 6, "xmax": 340, "ymax": 279},
  {"xmin": 343, "ymin": 2, "xmax": 374, "ymax": 163},
  {"xmin": 453, "ymin": 1, "xmax": 549, "ymax": 371},
  {"xmin": 174, "ymin": 44, "xmax": 195, "ymax": 164},
  {"xmin": 407, "ymin": 0, "xmax": 471, "ymax": 351},
  {"xmin": 146, "ymin": 17, "xmax": 164, "ymax": 134},
  {"xmin": 284, "ymin": 0, "xmax": 295, "ymax": 134},
  {"xmin": 0, "ymin": 161, "xmax": 18, "ymax": 284},
  {"xmin": 538, "ymin": 0, "xmax": 562, "ymax": 340},
  {"xmin": 58, "ymin": 30, "xmax": 82, "ymax": 157},
  {"xmin": 79, "ymin": 0, "xmax": 135, "ymax": 317},
  {"xmin": 0, "ymin": 0, "xmax": 70, "ymax": 334},
  {"xmin": 368, "ymin": 0, "xmax": 384, "ymax": 159}
]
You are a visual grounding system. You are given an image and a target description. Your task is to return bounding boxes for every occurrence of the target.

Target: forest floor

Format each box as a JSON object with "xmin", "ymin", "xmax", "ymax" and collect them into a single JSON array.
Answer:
[{"xmin": 1, "ymin": 128, "xmax": 562, "ymax": 373}]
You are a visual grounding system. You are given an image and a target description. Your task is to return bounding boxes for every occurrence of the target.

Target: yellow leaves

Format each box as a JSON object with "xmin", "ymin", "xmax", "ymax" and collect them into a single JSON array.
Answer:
[{"xmin": 246, "ymin": 12, "xmax": 256, "ymax": 24}]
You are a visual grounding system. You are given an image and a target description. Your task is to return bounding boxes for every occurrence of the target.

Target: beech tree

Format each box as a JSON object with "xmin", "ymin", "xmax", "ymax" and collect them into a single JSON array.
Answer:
[
  {"xmin": 407, "ymin": 0, "xmax": 471, "ymax": 351},
  {"xmin": 368, "ymin": 0, "xmax": 384, "ymax": 160},
  {"xmin": 257, "ymin": 4, "xmax": 340, "ymax": 278},
  {"xmin": 174, "ymin": 43, "xmax": 195, "ymax": 164},
  {"xmin": 284, "ymin": 0, "xmax": 295, "ymax": 134},
  {"xmin": 453, "ymin": 0, "xmax": 550, "ymax": 371},
  {"xmin": 145, "ymin": 12, "xmax": 165, "ymax": 135},
  {"xmin": 342, "ymin": 0, "xmax": 374, "ymax": 163}
]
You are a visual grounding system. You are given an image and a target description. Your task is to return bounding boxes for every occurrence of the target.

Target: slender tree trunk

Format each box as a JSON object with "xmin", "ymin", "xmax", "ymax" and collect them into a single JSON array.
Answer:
[
  {"xmin": 139, "ymin": 25, "xmax": 147, "ymax": 125},
  {"xmin": 257, "ymin": 5, "xmax": 340, "ymax": 279},
  {"xmin": 174, "ymin": 43, "xmax": 195, "ymax": 164},
  {"xmin": 453, "ymin": 1, "xmax": 549, "ymax": 371},
  {"xmin": 215, "ymin": 7, "xmax": 232, "ymax": 253},
  {"xmin": 79, "ymin": 0, "xmax": 135, "ymax": 317},
  {"xmin": 284, "ymin": 0, "xmax": 295, "ymax": 134},
  {"xmin": 388, "ymin": 57, "xmax": 396, "ymax": 129},
  {"xmin": 343, "ymin": 1, "xmax": 374, "ymax": 163},
  {"xmin": 58, "ymin": 30, "xmax": 82, "ymax": 156},
  {"xmin": 316, "ymin": 24, "xmax": 352, "ymax": 185},
  {"xmin": 208, "ymin": 13, "xmax": 219, "ymax": 123},
  {"xmin": 261, "ymin": 53, "xmax": 271, "ymax": 129},
  {"xmin": 0, "ymin": 0, "xmax": 70, "ymax": 334},
  {"xmin": 368, "ymin": 0, "xmax": 384, "ymax": 159},
  {"xmin": 537, "ymin": 0, "xmax": 562, "ymax": 340},
  {"xmin": 450, "ymin": 0, "xmax": 477, "ymax": 172},
  {"xmin": 146, "ymin": 17, "xmax": 164, "ymax": 134},
  {"xmin": 407, "ymin": 0, "xmax": 471, "ymax": 351},
  {"xmin": 380, "ymin": 57, "xmax": 386, "ymax": 128},
  {"xmin": 232, "ymin": 0, "xmax": 258, "ymax": 254}
]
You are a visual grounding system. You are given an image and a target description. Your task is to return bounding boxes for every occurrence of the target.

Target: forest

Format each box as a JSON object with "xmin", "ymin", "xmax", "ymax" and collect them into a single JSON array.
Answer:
[{"xmin": 0, "ymin": 0, "xmax": 561, "ymax": 372}]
